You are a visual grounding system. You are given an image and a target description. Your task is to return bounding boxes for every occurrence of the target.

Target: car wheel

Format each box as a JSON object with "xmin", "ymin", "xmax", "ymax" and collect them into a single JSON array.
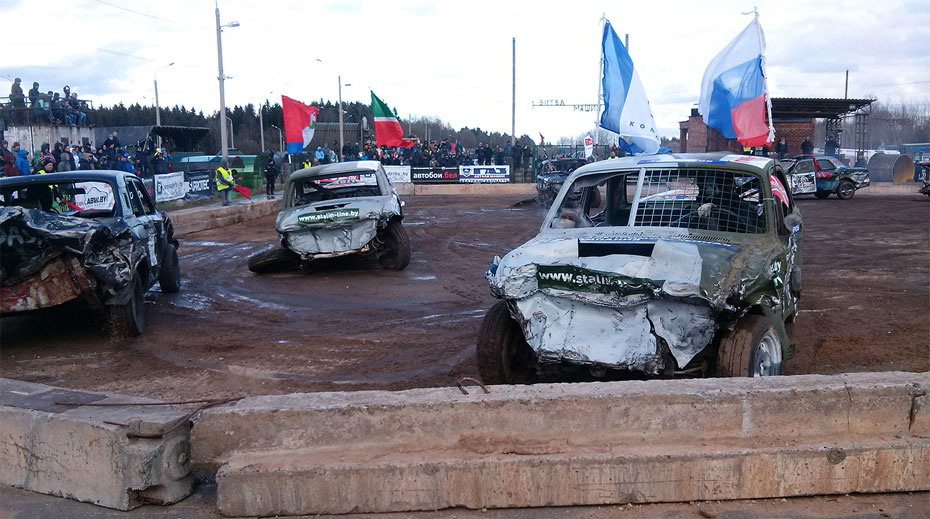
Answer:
[
  {"xmin": 715, "ymin": 314, "xmax": 783, "ymax": 377},
  {"xmin": 814, "ymin": 190, "xmax": 831, "ymax": 199},
  {"xmin": 836, "ymin": 180, "xmax": 856, "ymax": 200},
  {"xmin": 248, "ymin": 247, "xmax": 299, "ymax": 274},
  {"xmin": 158, "ymin": 243, "xmax": 181, "ymax": 293},
  {"xmin": 108, "ymin": 275, "xmax": 144, "ymax": 337},
  {"xmin": 378, "ymin": 220, "xmax": 410, "ymax": 271},
  {"xmin": 476, "ymin": 300, "xmax": 536, "ymax": 384}
]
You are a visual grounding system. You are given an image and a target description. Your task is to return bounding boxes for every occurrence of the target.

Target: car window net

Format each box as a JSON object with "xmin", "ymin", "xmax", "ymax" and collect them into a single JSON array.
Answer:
[
  {"xmin": 556, "ymin": 169, "xmax": 766, "ymax": 234},
  {"xmin": 293, "ymin": 173, "xmax": 382, "ymax": 205}
]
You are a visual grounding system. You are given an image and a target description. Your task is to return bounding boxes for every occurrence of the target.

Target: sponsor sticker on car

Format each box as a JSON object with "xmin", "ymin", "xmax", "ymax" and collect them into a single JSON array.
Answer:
[
  {"xmin": 297, "ymin": 208, "xmax": 360, "ymax": 224},
  {"xmin": 535, "ymin": 264, "xmax": 663, "ymax": 296}
]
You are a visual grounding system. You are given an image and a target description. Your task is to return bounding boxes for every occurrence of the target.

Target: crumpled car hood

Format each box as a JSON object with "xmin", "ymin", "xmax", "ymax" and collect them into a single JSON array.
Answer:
[
  {"xmin": 488, "ymin": 227, "xmax": 785, "ymax": 371},
  {"xmin": 0, "ymin": 207, "xmax": 139, "ymax": 300},
  {"xmin": 275, "ymin": 195, "xmax": 400, "ymax": 255}
]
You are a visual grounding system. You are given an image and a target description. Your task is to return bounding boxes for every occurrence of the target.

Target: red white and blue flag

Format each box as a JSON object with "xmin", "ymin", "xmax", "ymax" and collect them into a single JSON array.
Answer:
[
  {"xmin": 282, "ymin": 95, "xmax": 319, "ymax": 154},
  {"xmin": 699, "ymin": 16, "xmax": 775, "ymax": 147}
]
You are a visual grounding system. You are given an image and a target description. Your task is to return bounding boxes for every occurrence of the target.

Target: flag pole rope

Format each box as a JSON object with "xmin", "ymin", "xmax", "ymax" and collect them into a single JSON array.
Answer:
[{"xmin": 752, "ymin": 7, "xmax": 776, "ymax": 143}]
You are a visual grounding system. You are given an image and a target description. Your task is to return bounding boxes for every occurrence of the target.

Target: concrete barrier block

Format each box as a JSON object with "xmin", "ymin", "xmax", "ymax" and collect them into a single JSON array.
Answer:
[
  {"xmin": 0, "ymin": 379, "xmax": 193, "ymax": 510},
  {"xmin": 193, "ymin": 372, "xmax": 928, "ymax": 472},
  {"xmin": 215, "ymin": 438, "xmax": 930, "ymax": 516}
]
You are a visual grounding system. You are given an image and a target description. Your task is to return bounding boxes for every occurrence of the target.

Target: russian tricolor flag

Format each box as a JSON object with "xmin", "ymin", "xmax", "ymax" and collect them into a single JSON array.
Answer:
[{"xmin": 699, "ymin": 18, "xmax": 774, "ymax": 147}]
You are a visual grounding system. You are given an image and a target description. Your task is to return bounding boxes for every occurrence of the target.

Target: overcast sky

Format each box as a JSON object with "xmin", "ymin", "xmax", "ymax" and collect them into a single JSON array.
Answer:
[{"xmin": 2, "ymin": 0, "xmax": 927, "ymax": 142}]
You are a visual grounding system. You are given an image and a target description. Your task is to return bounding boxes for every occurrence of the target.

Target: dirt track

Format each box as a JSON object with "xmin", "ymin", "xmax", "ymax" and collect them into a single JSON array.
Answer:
[{"xmin": 1, "ymin": 194, "xmax": 928, "ymax": 400}]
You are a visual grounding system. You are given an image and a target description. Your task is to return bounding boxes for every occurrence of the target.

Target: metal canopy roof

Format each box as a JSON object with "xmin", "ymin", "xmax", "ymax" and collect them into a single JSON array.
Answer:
[{"xmin": 771, "ymin": 97, "xmax": 874, "ymax": 119}]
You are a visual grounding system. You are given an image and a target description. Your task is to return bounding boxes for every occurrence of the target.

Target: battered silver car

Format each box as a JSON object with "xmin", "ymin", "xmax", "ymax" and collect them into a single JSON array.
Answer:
[{"xmin": 248, "ymin": 161, "xmax": 410, "ymax": 273}]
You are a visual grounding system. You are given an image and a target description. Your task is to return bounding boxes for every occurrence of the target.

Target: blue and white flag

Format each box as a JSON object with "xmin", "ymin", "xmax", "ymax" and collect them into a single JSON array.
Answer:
[{"xmin": 599, "ymin": 20, "xmax": 660, "ymax": 155}]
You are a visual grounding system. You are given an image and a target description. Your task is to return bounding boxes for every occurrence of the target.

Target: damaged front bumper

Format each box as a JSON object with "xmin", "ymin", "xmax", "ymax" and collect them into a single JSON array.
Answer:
[{"xmin": 1, "ymin": 254, "xmax": 98, "ymax": 313}]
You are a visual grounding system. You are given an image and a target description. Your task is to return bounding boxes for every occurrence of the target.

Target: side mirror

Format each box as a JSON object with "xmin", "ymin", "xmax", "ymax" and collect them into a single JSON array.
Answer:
[{"xmin": 783, "ymin": 212, "xmax": 802, "ymax": 235}]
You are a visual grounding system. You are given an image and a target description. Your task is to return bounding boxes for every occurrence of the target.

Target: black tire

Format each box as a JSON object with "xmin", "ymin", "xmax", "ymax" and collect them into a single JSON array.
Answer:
[
  {"xmin": 378, "ymin": 221, "xmax": 410, "ymax": 271},
  {"xmin": 158, "ymin": 243, "xmax": 181, "ymax": 293},
  {"xmin": 836, "ymin": 180, "xmax": 856, "ymax": 200},
  {"xmin": 248, "ymin": 247, "xmax": 298, "ymax": 274},
  {"xmin": 108, "ymin": 275, "xmax": 144, "ymax": 337},
  {"xmin": 476, "ymin": 301, "xmax": 536, "ymax": 384},
  {"xmin": 716, "ymin": 315, "xmax": 783, "ymax": 377},
  {"xmin": 814, "ymin": 190, "xmax": 831, "ymax": 199}
]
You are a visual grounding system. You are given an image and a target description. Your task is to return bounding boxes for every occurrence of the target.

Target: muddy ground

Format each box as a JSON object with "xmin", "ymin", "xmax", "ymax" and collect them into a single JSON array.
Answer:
[{"xmin": 1, "ymin": 194, "xmax": 928, "ymax": 400}]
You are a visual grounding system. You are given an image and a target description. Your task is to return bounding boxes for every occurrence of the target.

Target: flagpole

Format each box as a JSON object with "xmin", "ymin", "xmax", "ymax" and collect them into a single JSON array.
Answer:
[
  {"xmin": 594, "ymin": 14, "xmax": 606, "ymax": 149},
  {"xmin": 752, "ymin": 7, "xmax": 776, "ymax": 144}
]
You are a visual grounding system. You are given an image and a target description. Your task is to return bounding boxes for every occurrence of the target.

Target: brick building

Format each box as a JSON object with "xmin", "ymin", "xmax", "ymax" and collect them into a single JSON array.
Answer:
[{"xmin": 679, "ymin": 97, "xmax": 873, "ymax": 157}]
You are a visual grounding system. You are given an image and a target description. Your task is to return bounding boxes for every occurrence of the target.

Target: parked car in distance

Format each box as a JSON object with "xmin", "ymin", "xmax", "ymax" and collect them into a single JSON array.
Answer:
[
  {"xmin": 536, "ymin": 158, "xmax": 590, "ymax": 208},
  {"xmin": 782, "ymin": 155, "xmax": 869, "ymax": 199},
  {"xmin": 480, "ymin": 153, "xmax": 802, "ymax": 383},
  {"xmin": 0, "ymin": 171, "xmax": 181, "ymax": 336},
  {"xmin": 248, "ymin": 161, "xmax": 410, "ymax": 273}
]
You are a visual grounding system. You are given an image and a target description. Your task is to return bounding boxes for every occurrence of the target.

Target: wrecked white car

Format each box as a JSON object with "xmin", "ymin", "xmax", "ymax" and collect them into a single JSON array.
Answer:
[
  {"xmin": 479, "ymin": 153, "xmax": 803, "ymax": 383},
  {"xmin": 248, "ymin": 161, "xmax": 410, "ymax": 273}
]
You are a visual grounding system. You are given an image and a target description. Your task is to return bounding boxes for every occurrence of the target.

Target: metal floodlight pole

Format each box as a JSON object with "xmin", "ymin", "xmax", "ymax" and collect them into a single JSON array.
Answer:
[
  {"xmin": 511, "ymin": 37, "xmax": 516, "ymax": 149},
  {"xmin": 338, "ymin": 75, "xmax": 344, "ymax": 161},
  {"xmin": 153, "ymin": 62, "xmax": 174, "ymax": 148},
  {"xmin": 259, "ymin": 104, "xmax": 264, "ymax": 153},
  {"xmin": 215, "ymin": 6, "xmax": 238, "ymax": 164},
  {"xmin": 227, "ymin": 116, "xmax": 234, "ymax": 148},
  {"xmin": 271, "ymin": 125, "xmax": 283, "ymax": 154}
]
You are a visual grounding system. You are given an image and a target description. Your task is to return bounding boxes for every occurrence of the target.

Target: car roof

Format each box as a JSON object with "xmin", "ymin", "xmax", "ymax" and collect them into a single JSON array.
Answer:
[
  {"xmin": 0, "ymin": 170, "xmax": 134, "ymax": 186},
  {"xmin": 288, "ymin": 160, "xmax": 383, "ymax": 182},
  {"xmin": 568, "ymin": 152, "xmax": 774, "ymax": 179}
]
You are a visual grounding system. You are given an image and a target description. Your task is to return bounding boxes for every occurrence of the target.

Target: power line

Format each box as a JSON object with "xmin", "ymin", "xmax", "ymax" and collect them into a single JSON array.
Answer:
[
  {"xmin": 96, "ymin": 48, "xmax": 156, "ymax": 63},
  {"xmin": 94, "ymin": 0, "xmax": 210, "ymax": 30}
]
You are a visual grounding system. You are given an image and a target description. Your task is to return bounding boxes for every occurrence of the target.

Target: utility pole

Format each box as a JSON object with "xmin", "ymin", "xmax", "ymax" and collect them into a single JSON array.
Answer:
[
  {"xmin": 215, "ymin": 6, "xmax": 228, "ymax": 164},
  {"xmin": 844, "ymin": 69, "xmax": 849, "ymax": 99},
  {"xmin": 511, "ymin": 37, "xmax": 516, "ymax": 149},
  {"xmin": 259, "ymin": 103, "xmax": 264, "ymax": 153},
  {"xmin": 154, "ymin": 62, "xmax": 174, "ymax": 148},
  {"xmin": 338, "ymin": 75, "xmax": 344, "ymax": 161}
]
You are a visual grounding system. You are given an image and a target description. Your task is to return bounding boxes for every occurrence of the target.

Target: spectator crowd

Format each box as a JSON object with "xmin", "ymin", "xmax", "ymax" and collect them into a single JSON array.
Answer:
[
  {"xmin": 4, "ymin": 79, "xmax": 91, "ymax": 126},
  {"xmin": 0, "ymin": 132, "xmax": 174, "ymax": 178}
]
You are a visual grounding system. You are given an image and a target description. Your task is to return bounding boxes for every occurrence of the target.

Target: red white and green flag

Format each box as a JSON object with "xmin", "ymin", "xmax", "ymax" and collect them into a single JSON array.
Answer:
[{"xmin": 371, "ymin": 91, "xmax": 414, "ymax": 148}]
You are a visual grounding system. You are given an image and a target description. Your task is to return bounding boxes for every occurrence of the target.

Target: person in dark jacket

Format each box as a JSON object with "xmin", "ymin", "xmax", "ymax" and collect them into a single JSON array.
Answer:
[
  {"xmin": 775, "ymin": 138, "xmax": 788, "ymax": 160},
  {"xmin": 800, "ymin": 137, "xmax": 814, "ymax": 155},
  {"xmin": 152, "ymin": 148, "xmax": 168, "ymax": 175},
  {"xmin": 9, "ymin": 78, "xmax": 25, "ymax": 123},
  {"xmin": 825, "ymin": 136, "xmax": 839, "ymax": 158},
  {"xmin": 263, "ymin": 157, "xmax": 279, "ymax": 197}
]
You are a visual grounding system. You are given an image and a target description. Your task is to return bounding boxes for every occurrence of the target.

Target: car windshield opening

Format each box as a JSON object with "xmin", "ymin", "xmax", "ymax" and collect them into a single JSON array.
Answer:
[
  {"xmin": 552, "ymin": 168, "xmax": 766, "ymax": 233},
  {"xmin": 1, "ymin": 180, "xmax": 116, "ymax": 218},
  {"xmin": 290, "ymin": 172, "xmax": 382, "ymax": 206}
]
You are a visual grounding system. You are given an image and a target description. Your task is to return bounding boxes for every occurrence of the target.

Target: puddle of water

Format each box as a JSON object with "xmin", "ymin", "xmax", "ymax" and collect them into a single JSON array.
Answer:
[
  {"xmin": 412, "ymin": 275, "xmax": 437, "ymax": 281},
  {"xmin": 183, "ymin": 240, "xmax": 232, "ymax": 247},
  {"xmin": 404, "ymin": 221, "xmax": 426, "ymax": 226},
  {"xmin": 171, "ymin": 293, "xmax": 213, "ymax": 311}
]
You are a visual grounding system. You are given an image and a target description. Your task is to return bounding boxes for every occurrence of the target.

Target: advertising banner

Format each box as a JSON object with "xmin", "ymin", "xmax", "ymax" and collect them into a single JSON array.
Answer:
[
  {"xmin": 383, "ymin": 165, "xmax": 411, "ymax": 184},
  {"xmin": 154, "ymin": 172, "xmax": 186, "ymax": 202},
  {"xmin": 459, "ymin": 166, "xmax": 510, "ymax": 184},
  {"xmin": 74, "ymin": 182, "xmax": 115, "ymax": 211},
  {"xmin": 184, "ymin": 172, "xmax": 213, "ymax": 197},
  {"xmin": 411, "ymin": 167, "xmax": 459, "ymax": 184}
]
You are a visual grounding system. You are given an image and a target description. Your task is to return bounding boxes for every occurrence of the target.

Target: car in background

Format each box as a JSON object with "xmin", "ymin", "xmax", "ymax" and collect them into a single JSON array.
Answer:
[
  {"xmin": 0, "ymin": 171, "xmax": 181, "ymax": 336},
  {"xmin": 782, "ymin": 155, "xmax": 869, "ymax": 199},
  {"xmin": 480, "ymin": 153, "xmax": 802, "ymax": 383},
  {"xmin": 248, "ymin": 161, "xmax": 410, "ymax": 273},
  {"xmin": 536, "ymin": 158, "xmax": 590, "ymax": 208}
]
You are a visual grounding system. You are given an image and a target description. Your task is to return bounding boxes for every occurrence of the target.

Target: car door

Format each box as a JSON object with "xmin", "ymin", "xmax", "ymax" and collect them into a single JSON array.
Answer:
[
  {"xmin": 787, "ymin": 159, "xmax": 816, "ymax": 194},
  {"xmin": 770, "ymin": 168, "xmax": 802, "ymax": 321},
  {"xmin": 124, "ymin": 178, "xmax": 165, "ymax": 287}
]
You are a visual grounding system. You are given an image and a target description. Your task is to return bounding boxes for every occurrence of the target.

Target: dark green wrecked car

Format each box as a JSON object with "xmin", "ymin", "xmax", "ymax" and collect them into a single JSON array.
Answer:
[
  {"xmin": 248, "ymin": 161, "xmax": 410, "ymax": 273},
  {"xmin": 480, "ymin": 153, "xmax": 802, "ymax": 383}
]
